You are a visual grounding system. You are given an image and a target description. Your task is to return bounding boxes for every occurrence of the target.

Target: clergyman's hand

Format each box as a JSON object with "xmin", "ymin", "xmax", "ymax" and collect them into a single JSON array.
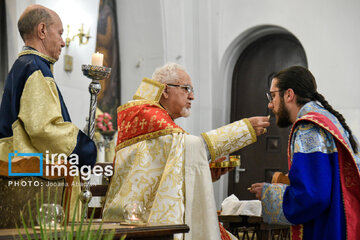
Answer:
[
  {"xmin": 249, "ymin": 182, "xmax": 265, "ymax": 200},
  {"xmin": 210, "ymin": 156, "xmax": 234, "ymax": 182},
  {"xmin": 248, "ymin": 116, "xmax": 270, "ymax": 136}
]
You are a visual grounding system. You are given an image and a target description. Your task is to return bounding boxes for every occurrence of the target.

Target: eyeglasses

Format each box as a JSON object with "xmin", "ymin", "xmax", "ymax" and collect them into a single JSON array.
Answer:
[
  {"xmin": 167, "ymin": 84, "xmax": 194, "ymax": 94},
  {"xmin": 266, "ymin": 90, "xmax": 283, "ymax": 102}
]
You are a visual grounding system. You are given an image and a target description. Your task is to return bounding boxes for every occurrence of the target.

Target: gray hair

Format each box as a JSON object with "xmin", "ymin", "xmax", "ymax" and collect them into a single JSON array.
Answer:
[
  {"xmin": 18, "ymin": 5, "xmax": 53, "ymax": 41},
  {"xmin": 152, "ymin": 62, "xmax": 186, "ymax": 84}
]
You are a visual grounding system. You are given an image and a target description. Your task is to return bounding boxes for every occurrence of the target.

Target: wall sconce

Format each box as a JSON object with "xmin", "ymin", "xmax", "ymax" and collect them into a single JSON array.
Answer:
[{"xmin": 65, "ymin": 24, "xmax": 91, "ymax": 47}]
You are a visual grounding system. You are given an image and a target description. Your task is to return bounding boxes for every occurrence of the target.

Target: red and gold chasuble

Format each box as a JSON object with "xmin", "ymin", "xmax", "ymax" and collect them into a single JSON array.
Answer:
[
  {"xmin": 106, "ymin": 78, "xmax": 255, "ymax": 240},
  {"xmin": 116, "ymin": 100, "xmax": 185, "ymax": 151},
  {"xmin": 288, "ymin": 112, "xmax": 360, "ymax": 240}
]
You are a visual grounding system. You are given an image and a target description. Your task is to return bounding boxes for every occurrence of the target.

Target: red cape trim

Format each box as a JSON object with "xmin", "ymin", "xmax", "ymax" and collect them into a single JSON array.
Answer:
[{"xmin": 116, "ymin": 101, "xmax": 185, "ymax": 150}]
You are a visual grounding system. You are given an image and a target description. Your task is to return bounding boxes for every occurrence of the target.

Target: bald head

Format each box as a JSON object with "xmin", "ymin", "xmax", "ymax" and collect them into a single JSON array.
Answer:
[
  {"xmin": 17, "ymin": 5, "xmax": 65, "ymax": 61},
  {"xmin": 18, "ymin": 4, "xmax": 55, "ymax": 41}
]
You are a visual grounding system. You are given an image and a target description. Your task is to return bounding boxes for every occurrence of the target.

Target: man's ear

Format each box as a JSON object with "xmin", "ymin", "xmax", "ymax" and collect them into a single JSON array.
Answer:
[
  {"xmin": 37, "ymin": 23, "xmax": 47, "ymax": 40},
  {"xmin": 285, "ymin": 88, "xmax": 295, "ymax": 103},
  {"xmin": 162, "ymin": 86, "xmax": 169, "ymax": 99}
]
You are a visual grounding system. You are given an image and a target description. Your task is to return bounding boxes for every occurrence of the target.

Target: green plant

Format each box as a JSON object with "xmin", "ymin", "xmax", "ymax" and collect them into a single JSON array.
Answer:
[{"xmin": 15, "ymin": 189, "xmax": 124, "ymax": 240}]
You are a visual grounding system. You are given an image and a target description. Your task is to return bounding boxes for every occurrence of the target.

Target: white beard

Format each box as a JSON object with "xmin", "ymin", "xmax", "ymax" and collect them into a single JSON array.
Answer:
[{"xmin": 180, "ymin": 107, "xmax": 191, "ymax": 118}]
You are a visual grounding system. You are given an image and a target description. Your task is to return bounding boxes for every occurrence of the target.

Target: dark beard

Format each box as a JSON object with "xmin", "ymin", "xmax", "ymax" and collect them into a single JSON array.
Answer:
[{"xmin": 276, "ymin": 98, "xmax": 292, "ymax": 128}]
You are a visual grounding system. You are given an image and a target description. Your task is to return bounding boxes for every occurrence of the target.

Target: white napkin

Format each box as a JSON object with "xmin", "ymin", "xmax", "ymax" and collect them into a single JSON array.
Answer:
[{"xmin": 220, "ymin": 194, "xmax": 262, "ymax": 216}]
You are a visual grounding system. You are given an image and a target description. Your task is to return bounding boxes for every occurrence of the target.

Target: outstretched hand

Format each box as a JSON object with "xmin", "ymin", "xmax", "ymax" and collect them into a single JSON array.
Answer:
[
  {"xmin": 248, "ymin": 116, "xmax": 270, "ymax": 136},
  {"xmin": 248, "ymin": 182, "xmax": 265, "ymax": 200},
  {"xmin": 210, "ymin": 156, "xmax": 234, "ymax": 182}
]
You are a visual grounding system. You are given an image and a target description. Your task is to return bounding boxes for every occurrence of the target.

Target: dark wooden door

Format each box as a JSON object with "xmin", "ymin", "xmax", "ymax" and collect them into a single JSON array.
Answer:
[{"xmin": 228, "ymin": 33, "xmax": 308, "ymax": 200}]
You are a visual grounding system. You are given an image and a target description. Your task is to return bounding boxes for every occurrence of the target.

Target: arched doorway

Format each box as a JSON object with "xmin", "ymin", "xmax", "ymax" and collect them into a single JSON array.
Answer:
[{"xmin": 228, "ymin": 27, "xmax": 308, "ymax": 200}]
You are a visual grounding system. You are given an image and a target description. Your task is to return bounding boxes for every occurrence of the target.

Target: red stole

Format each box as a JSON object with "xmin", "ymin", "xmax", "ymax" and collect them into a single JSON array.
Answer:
[
  {"xmin": 288, "ymin": 112, "xmax": 360, "ymax": 240},
  {"xmin": 116, "ymin": 100, "xmax": 185, "ymax": 151},
  {"xmin": 219, "ymin": 223, "xmax": 232, "ymax": 240}
]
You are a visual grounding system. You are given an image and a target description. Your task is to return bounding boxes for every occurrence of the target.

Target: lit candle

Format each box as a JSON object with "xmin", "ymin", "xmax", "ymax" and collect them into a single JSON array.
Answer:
[
  {"xmin": 130, "ymin": 214, "xmax": 139, "ymax": 221},
  {"xmin": 91, "ymin": 52, "xmax": 103, "ymax": 66}
]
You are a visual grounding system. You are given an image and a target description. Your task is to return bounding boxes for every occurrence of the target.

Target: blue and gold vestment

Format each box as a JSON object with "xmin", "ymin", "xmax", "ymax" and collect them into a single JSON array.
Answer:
[
  {"xmin": 0, "ymin": 47, "xmax": 96, "ymax": 167},
  {"xmin": 261, "ymin": 101, "xmax": 360, "ymax": 240}
]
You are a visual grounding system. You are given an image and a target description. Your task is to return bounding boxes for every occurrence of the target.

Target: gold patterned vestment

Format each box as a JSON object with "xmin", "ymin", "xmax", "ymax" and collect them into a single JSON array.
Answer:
[{"xmin": 103, "ymin": 78, "xmax": 257, "ymax": 240}]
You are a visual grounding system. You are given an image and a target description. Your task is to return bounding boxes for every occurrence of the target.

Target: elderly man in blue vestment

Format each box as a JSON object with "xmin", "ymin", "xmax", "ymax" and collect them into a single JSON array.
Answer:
[
  {"xmin": 250, "ymin": 66, "xmax": 360, "ymax": 240},
  {"xmin": 0, "ymin": 4, "xmax": 96, "ymax": 167},
  {"xmin": 0, "ymin": 4, "xmax": 97, "ymax": 213}
]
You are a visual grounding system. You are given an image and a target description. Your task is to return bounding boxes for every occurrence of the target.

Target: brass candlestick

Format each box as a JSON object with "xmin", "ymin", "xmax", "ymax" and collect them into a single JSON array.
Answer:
[{"xmin": 81, "ymin": 64, "xmax": 111, "ymax": 219}]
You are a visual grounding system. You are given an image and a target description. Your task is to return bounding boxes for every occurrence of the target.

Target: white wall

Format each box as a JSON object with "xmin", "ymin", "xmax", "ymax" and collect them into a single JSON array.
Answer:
[
  {"xmin": 117, "ymin": 0, "xmax": 164, "ymax": 104},
  {"xmin": 5, "ymin": 0, "xmax": 33, "ymax": 66}
]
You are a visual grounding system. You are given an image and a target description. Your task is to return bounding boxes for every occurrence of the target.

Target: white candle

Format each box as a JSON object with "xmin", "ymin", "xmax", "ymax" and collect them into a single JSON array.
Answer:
[
  {"xmin": 130, "ymin": 214, "xmax": 139, "ymax": 221},
  {"xmin": 91, "ymin": 52, "xmax": 103, "ymax": 66}
]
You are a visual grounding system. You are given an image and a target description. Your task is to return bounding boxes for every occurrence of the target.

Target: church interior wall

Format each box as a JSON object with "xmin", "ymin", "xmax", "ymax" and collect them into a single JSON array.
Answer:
[{"xmin": 5, "ymin": 0, "xmax": 360, "ymax": 209}]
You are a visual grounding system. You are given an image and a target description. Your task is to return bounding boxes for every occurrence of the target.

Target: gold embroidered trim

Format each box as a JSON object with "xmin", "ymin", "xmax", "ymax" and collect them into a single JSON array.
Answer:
[
  {"xmin": 44, "ymin": 76, "xmax": 55, "ymax": 82},
  {"xmin": 243, "ymin": 118, "xmax": 257, "ymax": 143},
  {"xmin": 116, "ymin": 128, "xmax": 185, "ymax": 151},
  {"xmin": 301, "ymin": 115, "xmax": 357, "ymax": 165},
  {"xmin": 19, "ymin": 50, "xmax": 56, "ymax": 64},
  {"xmin": 12, "ymin": 119, "xmax": 20, "ymax": 130},
  {"xmin": 289, "ymin": 113, "xmax": 360, "ymax": 177},
  {"xmin": 201, "ymin": 132, "xmax": 216, "ymax": 162},
  {"xmin": 117, "ymin": 100, "xmax": 164, "ymax": 113},
  {"xmin": 290, "ymin": 225, "xmax": 304, "ymax": 240},
  {"xmin": 300, "ymin": 115, "xmax": 360, "ymax": 176},
  {"xmin": 0, "ymin": 135, "xmax": 13, "ymax": 142},
  {"xmin": 133, "ymin": 78, "xmax": 165, "ymax": 102}
]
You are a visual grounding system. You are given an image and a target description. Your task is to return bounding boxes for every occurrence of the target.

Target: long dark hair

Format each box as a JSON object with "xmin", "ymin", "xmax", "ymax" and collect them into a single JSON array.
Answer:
[{"xmin": 274, "ymin": 66, "xmax": 358, "ymax": 153}]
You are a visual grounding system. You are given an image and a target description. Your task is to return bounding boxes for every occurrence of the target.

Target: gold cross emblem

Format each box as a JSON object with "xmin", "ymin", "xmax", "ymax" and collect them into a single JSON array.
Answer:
[
  {"xmin": 125, "ymin": 122, "xmax": 131, "ymax": 132},
  {"xmin": 139, "ymin": 119, "xmax": 147, "ymax": 130},
  {"xmin": 157, "ymin": 118, "xmax": 167, "ymax": 128}
]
